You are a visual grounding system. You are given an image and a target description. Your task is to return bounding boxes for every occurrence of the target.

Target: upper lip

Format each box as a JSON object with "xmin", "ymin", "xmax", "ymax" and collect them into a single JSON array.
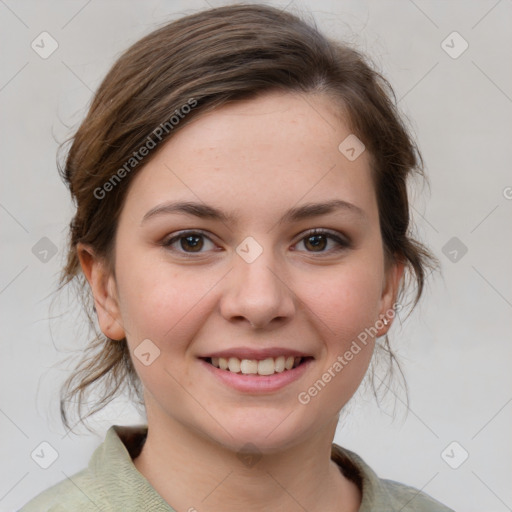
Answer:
[{"xmin": 200, "ymin": 347, "xmax": 313, "ymax": 360}]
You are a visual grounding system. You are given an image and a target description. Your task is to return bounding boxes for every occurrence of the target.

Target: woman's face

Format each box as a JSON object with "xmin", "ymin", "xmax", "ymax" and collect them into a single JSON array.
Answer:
[{"xmin": 84, "ymin": 91, "xmax": 403, "ymax": 453}]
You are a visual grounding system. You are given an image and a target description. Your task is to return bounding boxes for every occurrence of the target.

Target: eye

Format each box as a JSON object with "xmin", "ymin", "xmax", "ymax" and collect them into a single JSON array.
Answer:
[
  {"xmin": 161, "ymin": 228, "xmax": 350, "ymax": 257},
  {"xmin": 294, "ymin": 229, "xmax": 350, "ymax": 254},
  {"xmin": 162, "ymin": 230, "xmax": 217, "ymax": 255}
]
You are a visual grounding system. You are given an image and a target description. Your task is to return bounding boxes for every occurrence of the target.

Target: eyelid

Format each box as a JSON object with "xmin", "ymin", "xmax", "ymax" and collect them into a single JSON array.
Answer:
[
  {"xmin": 161, "ymin": 229, "xmax": 216, "ymax": 247},
  {"xmin": 294, "ymin": 228, "xmax": 351, "ymax": 251},
  {"xmin": 161, "ymin": 228, "xmax": 351, "ymax": 256},
  {"xmin": 297, "ymin": 227, "xmax": 348, "ymax": 241}
]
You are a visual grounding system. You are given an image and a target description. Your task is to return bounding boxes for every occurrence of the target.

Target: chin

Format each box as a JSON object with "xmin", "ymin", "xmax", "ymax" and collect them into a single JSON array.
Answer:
[{"xmin": 200, "ymin": 406, "xmax": 316, "ymax": 456}]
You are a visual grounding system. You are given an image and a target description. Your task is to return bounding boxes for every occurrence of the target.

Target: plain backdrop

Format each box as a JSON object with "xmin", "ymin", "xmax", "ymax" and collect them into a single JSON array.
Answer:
[{"xmin": 1, "ymin": 1, "xmax": 511, "ymax": 511}]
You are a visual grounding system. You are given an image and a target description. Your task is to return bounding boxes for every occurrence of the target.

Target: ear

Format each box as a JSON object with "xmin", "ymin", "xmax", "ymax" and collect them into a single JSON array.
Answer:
[
  {"xmin": 376, "ymin": 258, "xmax": 405, "ymax": 337},
  {"xmin": 77, "ymin": 243, "xmax": 126, "ymax": 340}
]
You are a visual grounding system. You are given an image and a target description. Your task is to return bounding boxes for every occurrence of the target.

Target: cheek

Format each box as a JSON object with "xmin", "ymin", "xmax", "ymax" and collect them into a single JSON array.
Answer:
[
  {"xmin": 298, "ymin": 260, "xmax": 384, "ymax": 345},
  {"xmin": 294, "ymin": 269, "xmax": 381, "ymax": 418},
  {"xmin": 115, "ymin": 261, "xmax": 208, "ymax": 399},
  {"xmin": 116, "ymin": 255, "xmax": 218, "ymax": 348}
]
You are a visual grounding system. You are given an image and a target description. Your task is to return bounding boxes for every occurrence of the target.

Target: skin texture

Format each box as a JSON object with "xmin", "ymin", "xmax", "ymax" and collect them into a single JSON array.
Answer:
[{"xmin": 79, "ymin": 91, "xmax": 404, "ymax": 512}]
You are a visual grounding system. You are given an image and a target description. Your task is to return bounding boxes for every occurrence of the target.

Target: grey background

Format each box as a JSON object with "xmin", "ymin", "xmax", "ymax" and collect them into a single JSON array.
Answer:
[{"xmin": 1, "ymin": 1, "xmax": 511, "ymax": 511}]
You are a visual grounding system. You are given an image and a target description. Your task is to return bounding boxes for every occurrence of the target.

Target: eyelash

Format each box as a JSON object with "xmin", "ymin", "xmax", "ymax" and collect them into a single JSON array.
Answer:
[{"xmin": 161, "ymin": 228, "xmax": 351, "ymax": 257}]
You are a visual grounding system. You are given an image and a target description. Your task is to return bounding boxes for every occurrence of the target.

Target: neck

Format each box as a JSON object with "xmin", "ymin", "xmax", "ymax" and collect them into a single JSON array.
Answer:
[{"xmin": 133, "ymin": 411, "xmax": 360, "ymax": 512}]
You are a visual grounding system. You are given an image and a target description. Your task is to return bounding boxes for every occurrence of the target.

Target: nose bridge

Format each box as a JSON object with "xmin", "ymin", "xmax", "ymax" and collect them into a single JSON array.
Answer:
[{"xmin": 220, "ymin": 237, "xmax": 296, "ymax": 327}]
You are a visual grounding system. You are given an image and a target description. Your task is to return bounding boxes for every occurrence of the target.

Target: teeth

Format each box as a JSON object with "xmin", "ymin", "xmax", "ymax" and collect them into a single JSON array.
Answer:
[
  {"xmin": 209, "ymin": 355, "xmax": 305, "ymax": 375},
  {"xmin": 274, "ymin": 356, "xmax": 285, "ymax": 373},
  {"xmin": 228, "ymin": 357, "xmax": 241, "ymax": 373},
  {"xmin": 257, "ymin": 358, "xmax": 275, "ymax": 376},
  {"xmin": 240, "ymin": 359, "xmax": 258, "ymax": 374}
]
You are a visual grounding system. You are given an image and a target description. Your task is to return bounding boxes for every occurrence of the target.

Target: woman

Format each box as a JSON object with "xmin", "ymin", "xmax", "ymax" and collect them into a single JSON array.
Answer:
[{"xmin": 20, "ymin": 4, "xmax": 453, "ymax": 511}]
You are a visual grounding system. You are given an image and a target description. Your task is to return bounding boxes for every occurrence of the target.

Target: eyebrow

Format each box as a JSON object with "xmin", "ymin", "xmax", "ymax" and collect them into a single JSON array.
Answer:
[{"xmin": 141, "ymin": 199, "xmax": 366, "ymax": 225}]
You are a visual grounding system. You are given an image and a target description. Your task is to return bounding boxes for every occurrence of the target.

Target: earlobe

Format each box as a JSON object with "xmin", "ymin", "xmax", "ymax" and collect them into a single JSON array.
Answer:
[{"xmin": 77, "ymin": 243, "xmax": 126, "ymax": 341}]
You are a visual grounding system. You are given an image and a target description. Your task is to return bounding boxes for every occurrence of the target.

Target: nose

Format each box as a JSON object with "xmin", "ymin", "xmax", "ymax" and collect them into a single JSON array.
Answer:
[{"xmin": 219, "ymin": 247, "xmax": 297, "ymax": 330}]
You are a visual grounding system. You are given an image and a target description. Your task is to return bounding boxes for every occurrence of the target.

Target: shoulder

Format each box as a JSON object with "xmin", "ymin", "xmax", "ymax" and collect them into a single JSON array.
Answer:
[
  {"xmin": 18, "ymin": 469, "xmax": 101, "ymax": 512},
  {"xmin": 377, "ymin": 478, "xmax": 455, "ymax": 511},
  {"xmin": 18, "ymin": 424, "xmax": 172, "ymax": 512},
  {"xmin": 331, "ymin": 443, "xmax": 455, "ymax": 512}
]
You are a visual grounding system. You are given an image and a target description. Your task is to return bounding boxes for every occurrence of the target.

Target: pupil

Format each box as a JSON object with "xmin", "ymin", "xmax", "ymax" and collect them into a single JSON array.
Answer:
[
  {"xmin": 306, "ymin": 235, "xmax": 326, "ymax": 251},
  {"xmin": 182, "ymin": 235, "xmax": 203, "ymax": 252}
]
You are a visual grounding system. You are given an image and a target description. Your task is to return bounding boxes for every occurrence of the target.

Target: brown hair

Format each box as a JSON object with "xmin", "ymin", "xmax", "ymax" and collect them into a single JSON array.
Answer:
[{"xmin": 57, "ymin": 4, "xmax": 438, "ymax": 432}]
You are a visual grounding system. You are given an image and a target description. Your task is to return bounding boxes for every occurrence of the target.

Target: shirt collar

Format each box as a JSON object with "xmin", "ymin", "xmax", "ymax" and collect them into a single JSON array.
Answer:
[
  {"xmin": 93, "ymin": 424, "xmax": 394, "ymax": 511},
  {"xmin": 331, "ymin": 442, "xmax": 394, "ymax": 510}
]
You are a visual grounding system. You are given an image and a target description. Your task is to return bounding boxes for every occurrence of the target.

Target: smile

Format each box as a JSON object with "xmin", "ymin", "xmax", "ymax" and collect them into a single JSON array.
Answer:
[{"xmin": 206, "ymin": 356, "xmax": 310, "ymax": 376}]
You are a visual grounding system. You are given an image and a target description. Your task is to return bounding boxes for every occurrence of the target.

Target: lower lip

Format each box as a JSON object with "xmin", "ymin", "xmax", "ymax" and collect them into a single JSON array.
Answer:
[{"xmin": 200, "ymin": 358, "xmax": 313, "ymax": 393}]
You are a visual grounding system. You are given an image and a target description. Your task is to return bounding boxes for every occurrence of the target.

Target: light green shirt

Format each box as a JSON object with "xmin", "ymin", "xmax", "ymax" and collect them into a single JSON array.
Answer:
[{"xmin": 20, "ymin": 425, "xmax": 454, "ymax": 511}]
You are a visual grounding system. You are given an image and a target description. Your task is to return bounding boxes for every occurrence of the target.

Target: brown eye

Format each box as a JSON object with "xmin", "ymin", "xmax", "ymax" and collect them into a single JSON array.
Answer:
[
  {"xmin": 163, "ymin": 231, "xmax": 216, "ymax": 255},
  {"xmin": 304, "ymin": 233, "xmax": 328, "ymax": 252},
  {"xmin": 296, "ymin": 229, "xmax": 350, "ymax": 254},
  {"xmin": 179, "ymin": 234, "xmax": 204, "ymax": 252}
]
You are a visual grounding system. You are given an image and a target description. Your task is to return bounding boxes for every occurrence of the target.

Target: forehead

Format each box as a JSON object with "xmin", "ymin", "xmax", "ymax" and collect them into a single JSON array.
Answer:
[{"xmin": 121, "ymin": 91, "xmax": 378, "ymax": 227}]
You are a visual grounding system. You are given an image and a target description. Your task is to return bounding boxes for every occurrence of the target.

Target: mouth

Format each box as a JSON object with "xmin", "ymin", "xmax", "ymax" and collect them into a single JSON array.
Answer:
[{"xmin": 200, "ymin": 355, "xmax": 313, "ymax": 377}]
